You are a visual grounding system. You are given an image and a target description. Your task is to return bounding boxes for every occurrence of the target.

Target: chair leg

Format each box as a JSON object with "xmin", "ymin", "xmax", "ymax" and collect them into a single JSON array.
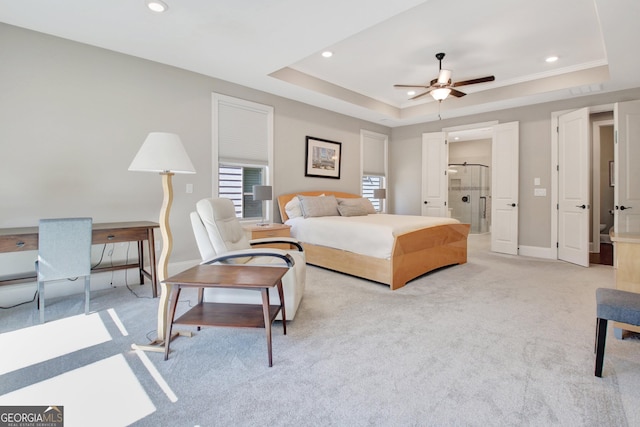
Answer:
[
  {"xmin": 38, "ymin": 280, "xmax": 45, "ymax": 324},
  {"xmin": 84, "ymin": 275, "xmax": 91, "ymax": 315},
  {"xmin": 595, "ymin": 317, "xmax": 608, "ymax": 377}
]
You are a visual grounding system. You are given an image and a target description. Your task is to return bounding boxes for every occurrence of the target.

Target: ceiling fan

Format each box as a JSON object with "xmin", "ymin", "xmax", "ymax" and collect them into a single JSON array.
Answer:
[{"xmin": 394, "ymin": 52, "xmax": 495, "ymax": 101}]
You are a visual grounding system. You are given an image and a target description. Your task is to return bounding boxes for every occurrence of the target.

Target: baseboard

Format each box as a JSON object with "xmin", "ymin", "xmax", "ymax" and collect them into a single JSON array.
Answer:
[{"xmin": 518, "ymin": 245, "xmax": 556, "ymax": 260}]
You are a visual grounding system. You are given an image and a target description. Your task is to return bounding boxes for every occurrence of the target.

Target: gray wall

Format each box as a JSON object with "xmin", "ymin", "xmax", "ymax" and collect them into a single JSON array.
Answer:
[
  {"xmin": 390, "ymin": 88, "xmax": 640, "ymax": 248},
  {"xmin": 0, "ymin": 23, "xmax": 389, "ymax": 287}
]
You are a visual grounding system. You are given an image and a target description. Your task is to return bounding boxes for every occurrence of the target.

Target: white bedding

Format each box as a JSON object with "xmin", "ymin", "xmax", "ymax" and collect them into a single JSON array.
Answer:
[{"xmin": 285, "ymin": 214, "xmax": 460, "ymax": 259}]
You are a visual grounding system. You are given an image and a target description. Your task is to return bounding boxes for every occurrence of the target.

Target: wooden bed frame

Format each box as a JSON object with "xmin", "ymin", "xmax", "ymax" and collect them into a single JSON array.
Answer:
[{"xmin": 277, "ymin": 191, "xmax": 470, "ymax": 290}]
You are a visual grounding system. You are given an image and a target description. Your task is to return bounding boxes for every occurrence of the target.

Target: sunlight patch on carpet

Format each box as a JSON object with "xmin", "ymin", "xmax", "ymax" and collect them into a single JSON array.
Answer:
[
  {"xmin": 0, "ymin": 354, "xmax": 156, "ymax": 427},
  {"xmin": 0, "ymin": 313, "xmax": 111, "ymax": 375}
]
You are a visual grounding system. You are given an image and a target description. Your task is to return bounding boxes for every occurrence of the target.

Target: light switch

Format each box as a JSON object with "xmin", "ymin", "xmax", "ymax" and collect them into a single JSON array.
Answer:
[
  {"xmin": 186, "ymin": 183, "xmax": 193, "ymax": 194},
  {"xmin": 534, "ymin": 177, "xmax": 541, "ymax": 186},
  {"xmin": 534, "ymin": 188, "xmax": 546, "ymax": 197}
]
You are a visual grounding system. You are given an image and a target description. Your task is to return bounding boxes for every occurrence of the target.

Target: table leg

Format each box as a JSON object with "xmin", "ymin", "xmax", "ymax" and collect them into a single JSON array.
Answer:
[
  {"xmin": 277, "ymin": 279, "xmax": 286, "ymax": 335},
  {"xmin": 137, "ymin": 240, "xmax": 145, "ymax": 285},
  {"xmin": 261, "ymin": 288, "xmax": 273, "ymax": 367},
  {"xmin": 164, "ymin": 284, "xmax": 181, "ymax": 360}
]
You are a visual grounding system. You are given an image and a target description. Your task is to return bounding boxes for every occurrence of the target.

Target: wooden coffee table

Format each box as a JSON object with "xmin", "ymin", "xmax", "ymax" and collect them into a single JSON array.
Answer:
[{"xmin": 162, "ymin": 264, "xmax": 289, "ymax": 366}]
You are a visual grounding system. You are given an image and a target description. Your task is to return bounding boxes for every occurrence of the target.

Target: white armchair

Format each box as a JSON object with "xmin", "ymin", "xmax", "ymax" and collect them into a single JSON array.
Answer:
[{"xmin": 190, "ymin": 198, "xmax": 306, "ymax": 320}]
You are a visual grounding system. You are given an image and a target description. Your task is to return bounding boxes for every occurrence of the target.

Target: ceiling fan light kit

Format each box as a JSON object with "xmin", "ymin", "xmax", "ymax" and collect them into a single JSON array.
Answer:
[
  {"xmin": 431, "ymin": 88, "xmax": 451, "ymax": 101},
  {"xmin": 394, "ymin": 52, "xmax": 495, "ymax": 102}
]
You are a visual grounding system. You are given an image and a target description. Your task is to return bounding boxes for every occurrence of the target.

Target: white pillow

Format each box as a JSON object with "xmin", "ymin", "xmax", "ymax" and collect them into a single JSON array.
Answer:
[{"xmin": 285, "ymin": 197, "xmax": 302, "ymax": 219}]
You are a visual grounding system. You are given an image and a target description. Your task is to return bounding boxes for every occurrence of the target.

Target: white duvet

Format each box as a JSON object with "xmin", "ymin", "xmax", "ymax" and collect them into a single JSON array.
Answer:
[{"xmin": 286, "ymin": 214, "xmax": 460, "ymax": 259}]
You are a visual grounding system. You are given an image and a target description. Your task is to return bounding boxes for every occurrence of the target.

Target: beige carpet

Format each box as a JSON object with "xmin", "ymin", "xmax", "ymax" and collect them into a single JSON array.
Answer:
[{"xmin": 1, "ymin": 234, "xmax": 639, "ymax": 426}]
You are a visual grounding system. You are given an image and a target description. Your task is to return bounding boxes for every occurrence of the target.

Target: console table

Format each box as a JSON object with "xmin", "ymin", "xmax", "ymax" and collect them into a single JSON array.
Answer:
[
  {"xmin": 0, "ymin": 221, "xmax": 160, "ymax": 297},
  {"xmin": 163, "ymin": 264, "xmax": 289, "ymax": 366}
]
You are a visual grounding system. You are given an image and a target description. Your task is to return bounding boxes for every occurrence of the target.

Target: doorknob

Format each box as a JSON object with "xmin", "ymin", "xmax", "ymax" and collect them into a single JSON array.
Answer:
[
  {"xmin": 620, "ymin": 205, "xmax": 632, "ymax": 211},
  {"xmin": 507, "ymin": 203, "xmax": 516, "ymax": 207},
  {"xmin": 423, "ymin": 201, "xmax": 428, "ymax": 204},
  {"xmin": 576, "ymin": 204, "xmax": 587, "ymax": 209}
]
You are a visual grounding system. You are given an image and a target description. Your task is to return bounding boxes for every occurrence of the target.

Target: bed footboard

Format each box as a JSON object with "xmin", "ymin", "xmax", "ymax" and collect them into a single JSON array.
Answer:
[{"xmin": 390, "ymin": 223, "xmax": 470, "ymax": 290}]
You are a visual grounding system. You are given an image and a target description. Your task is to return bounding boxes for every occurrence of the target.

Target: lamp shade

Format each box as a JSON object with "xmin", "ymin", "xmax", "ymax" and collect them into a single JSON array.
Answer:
[
  {"xmin": 431, "ymin": 88, "xmax": 451, "ymax": 101},
  {"xmin": 253, "ymin": 185, "xmax": 273, "ymax": 201},
  {"xmin": 373, "ymin": 188, "xmax": 386, "ymax": 199},
  {"xmin": 129, "ymin": 132, "xmax": 196, "ymax": 174}
]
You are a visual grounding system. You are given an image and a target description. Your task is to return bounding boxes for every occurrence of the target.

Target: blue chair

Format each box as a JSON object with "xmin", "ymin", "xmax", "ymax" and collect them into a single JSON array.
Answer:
[{"xmin": 36, "ymin": 218, "xmax": 93, "ymax": 323}]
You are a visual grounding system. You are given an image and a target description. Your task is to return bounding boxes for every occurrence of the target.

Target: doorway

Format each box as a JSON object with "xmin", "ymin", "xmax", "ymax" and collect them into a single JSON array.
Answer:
[
  {"xmin": 422, "ymin": 121, "xmax": 519, "ymax": 254},
  {"xmin": 591, "ymin": 118, "xmax": 614, "ymax": 265},
  {"xmin": 551, "ymin": 105, "xmax": 615, "ymax": 267},
  {"xmin": 447, "ymin": 136, "xmax": 492, "ymax": 234}
]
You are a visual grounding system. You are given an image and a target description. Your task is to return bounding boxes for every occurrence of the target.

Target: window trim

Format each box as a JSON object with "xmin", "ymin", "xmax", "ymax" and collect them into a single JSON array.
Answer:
[
  {"xmin": 360, "ymin": 130, "xmax": 389, "ymax": 213},
  {"xmin": 213, "ymin": 93, "xmax": 274, "ymax": 222}
]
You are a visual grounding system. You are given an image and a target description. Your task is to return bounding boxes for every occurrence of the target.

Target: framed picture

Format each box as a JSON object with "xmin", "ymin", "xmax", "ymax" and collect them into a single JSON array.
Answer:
[
  {"xmin": 609, "ymin": 161, "xmax": 615, "ymax": 187},
  {"xmin": 305, "ymin": 136, "xmax": 342, "ymax": 179}
]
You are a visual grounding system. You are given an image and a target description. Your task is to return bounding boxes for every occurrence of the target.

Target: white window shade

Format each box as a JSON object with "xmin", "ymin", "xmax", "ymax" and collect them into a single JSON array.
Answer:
[
  {"xmin": 362, "ymin": 133, "xmax": 386, "ymax": 175},
  {"xmin": 218, "ymin": 101, "xmax": 269, "ymax": 165}
]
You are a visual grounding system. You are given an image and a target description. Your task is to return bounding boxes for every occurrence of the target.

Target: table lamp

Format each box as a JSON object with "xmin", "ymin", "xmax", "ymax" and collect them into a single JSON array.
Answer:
[
  {"xmin": 373, "ymin": 188, "xmax": 386, "ymax": 212},
  {"xmin": 128, "ymin": 132, "xmax": 195, "ymax": 351},
  {"xmin": 253, "ymin": 185, "xmax": 272, "ymax": 226}
]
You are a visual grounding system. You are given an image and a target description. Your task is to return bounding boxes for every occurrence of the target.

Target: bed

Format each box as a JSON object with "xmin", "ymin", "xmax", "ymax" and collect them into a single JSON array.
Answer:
[{"xmin": 277, "ymin": 191, "xmax": 470, "ymax": 290}]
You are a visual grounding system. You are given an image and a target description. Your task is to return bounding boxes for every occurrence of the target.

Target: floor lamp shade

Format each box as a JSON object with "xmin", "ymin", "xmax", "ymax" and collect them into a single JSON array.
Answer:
[{"xmin": 129, "ymin": 132, "xmax": 196, "ymax": 174}]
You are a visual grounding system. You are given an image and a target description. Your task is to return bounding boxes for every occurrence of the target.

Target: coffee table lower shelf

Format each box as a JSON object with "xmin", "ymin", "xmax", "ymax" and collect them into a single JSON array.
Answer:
[{"xmin": 174, "ymin": 302, "xmax": 282, "ymax": 328}]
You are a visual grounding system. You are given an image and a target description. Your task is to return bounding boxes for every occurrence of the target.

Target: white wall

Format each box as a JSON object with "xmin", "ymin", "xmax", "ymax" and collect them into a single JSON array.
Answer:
[{"xmin": 0, "ymin": 23, "xmax": 389, "ymax": 303}]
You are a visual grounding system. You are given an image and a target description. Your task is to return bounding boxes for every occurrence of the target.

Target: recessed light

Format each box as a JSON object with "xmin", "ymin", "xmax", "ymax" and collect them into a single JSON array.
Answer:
[
  {"xmin": 546, "ymin": 56, "xmax": 559, "ymax": 63},
  {"xmin": 321, "ymin": 51, "xmax": 333, "ymax": 58},
  {"xmin": 146, "ymin": 0, "xmax": 168, "ymax": 13},
  {"xmin": 407, "ymin": 90, "xmax": 416, "ymax": 96}
]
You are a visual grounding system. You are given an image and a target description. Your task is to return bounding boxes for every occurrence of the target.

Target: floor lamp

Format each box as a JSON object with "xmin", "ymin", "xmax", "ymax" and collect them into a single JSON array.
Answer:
[{"xmin": 128, "ymin": 132, "xmax": 195, "ymax": 352}]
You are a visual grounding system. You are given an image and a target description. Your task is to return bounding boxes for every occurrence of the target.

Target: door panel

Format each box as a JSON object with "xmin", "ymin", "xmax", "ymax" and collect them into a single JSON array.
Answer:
[
  {"xmin": 615, "ymin": 100, "xmax": 640, "ymax": 232},
  {"xmin": 421, "ymin": 132, "xmax": 448, "ymax": 217},
  {"xmin": 558, "ymin": 107, "xmax": 590, "ymax": 267},
  {"xmin": 491, "ymin": 122, "xmax": 519, "ymax": 255}
]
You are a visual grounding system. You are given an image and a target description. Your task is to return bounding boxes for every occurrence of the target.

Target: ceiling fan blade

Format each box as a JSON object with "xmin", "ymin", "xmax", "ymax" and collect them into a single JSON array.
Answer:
[
  {"xmin": 449, "ymin": 88, "xmax": 467, "ymax": 97},
  {"xmin": 394, "ymin": 84, "xmax": 430, "ymax": 88},
  {"xmin": 452, "ymin": 75, "xmax": 495, "ymax": 87},
  {"xmin": 410, "ymin": 90, "xmax": 433, "ymax": 100}
]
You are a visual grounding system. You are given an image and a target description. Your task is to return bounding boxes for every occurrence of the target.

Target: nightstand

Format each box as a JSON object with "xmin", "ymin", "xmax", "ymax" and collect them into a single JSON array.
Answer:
[{"xmin": 243, "ymin": 223, "xmax": 292, "ymax": 249}]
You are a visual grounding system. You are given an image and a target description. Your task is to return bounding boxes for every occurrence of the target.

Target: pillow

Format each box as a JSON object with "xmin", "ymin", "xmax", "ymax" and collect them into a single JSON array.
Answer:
[
  {"xmin": 285, "ymin": 193, "xmax": 325, "ymax": 219},
  {"xmin": 337, "ymin": 197, "xmax": 376, "ymax": 214},
  {"xmin": 337, "ymin": 204, "xmax": 369, "ymax": 217},
  {"xmin": 298, "ymin": 195, "xmax": 339, "ymax": 218},
  {"xmin": 285, "ymin": 197, "xmax": 302, "ymax": 219}
]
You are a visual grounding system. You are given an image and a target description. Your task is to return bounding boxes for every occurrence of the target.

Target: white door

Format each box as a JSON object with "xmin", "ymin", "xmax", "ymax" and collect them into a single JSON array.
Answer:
[
  {"xmin": 491, "ymin": 122, "xmax": 519, "ymax": 255},
  {"xmin": 421, "ymin": 132, "xmax": 448, "ymax": 217},
  {"xmin": 614, "ymin": 100, "xmax": 640, "ymax": 232},
  {"xmin": 558, "ymin": 108, "xmax": 590, "ymax": 267}
]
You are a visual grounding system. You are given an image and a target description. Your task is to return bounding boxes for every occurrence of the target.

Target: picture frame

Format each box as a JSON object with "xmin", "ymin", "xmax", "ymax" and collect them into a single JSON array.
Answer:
[
  {"xmin": 305, "ymin": 136, "xmax": 342, "ymax": 179},
  {"xmin": 609, "ymin": 161, "xmax": 615, "ymax": 187}
]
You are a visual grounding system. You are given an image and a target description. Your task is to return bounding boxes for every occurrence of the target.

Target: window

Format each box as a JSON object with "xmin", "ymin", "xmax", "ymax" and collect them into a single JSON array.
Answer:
[
  {"xmin": 218, "ymin": 164, "xmax": 266, "ymax": 219},
  {"xmin": 362, "ymin": 175, "xmax": 386, "ymax": 212},
  {"xmin": 213, "ymin": 93, "xmax": 274, "ymax": 222},
  {"xmin": 361, "ymin": 130, "xmax": 388, "ymax": 212}
]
